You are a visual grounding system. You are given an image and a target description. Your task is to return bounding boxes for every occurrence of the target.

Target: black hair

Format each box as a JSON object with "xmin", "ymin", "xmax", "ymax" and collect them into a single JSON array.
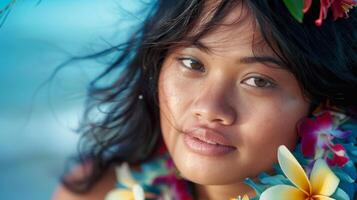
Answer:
[{"xmin": 61, "ymin": 0, "xmax": 357, "ymax": 193}]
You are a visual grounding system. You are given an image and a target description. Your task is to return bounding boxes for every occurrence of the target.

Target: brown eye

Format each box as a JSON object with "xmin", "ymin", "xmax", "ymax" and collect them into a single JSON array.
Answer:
[
  {"xmin": 178, "ymin": 57, "xmax": 205, "ymax": 72},
  {"xmin": 242, "ymin": 77, "xmax": 275, "ymax": 88}
]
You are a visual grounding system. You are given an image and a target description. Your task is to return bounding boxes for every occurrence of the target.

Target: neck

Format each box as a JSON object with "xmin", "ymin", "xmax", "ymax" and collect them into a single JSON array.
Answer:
[{"xmin": 194, "ymin": 181, "xmax": 256, "ymax": 200}]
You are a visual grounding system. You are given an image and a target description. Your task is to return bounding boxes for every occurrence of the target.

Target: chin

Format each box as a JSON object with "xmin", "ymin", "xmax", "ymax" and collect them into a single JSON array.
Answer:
[
  {"xmin": 174, "ymin": 156, "xmax": 247, "ymax": 185},
  {"xmin": 166, "ymin": 135, "xmax": 248, "ymax": 185}
]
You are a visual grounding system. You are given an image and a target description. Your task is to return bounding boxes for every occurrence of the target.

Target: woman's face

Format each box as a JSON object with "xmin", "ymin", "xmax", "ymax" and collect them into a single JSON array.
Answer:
[{"xmin": 158, "ymin": 7, "xmax": 310, "ymax": 186}]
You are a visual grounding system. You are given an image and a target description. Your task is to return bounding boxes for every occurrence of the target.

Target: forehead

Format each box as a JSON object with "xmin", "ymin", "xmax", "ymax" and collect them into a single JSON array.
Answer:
[{"xmin": 191, "ymin": 1, "xmax": 273, "ymax": 56}]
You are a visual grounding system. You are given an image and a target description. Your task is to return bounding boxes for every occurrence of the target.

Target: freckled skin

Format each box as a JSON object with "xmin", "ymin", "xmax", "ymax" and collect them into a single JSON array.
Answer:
[{"xmin": 158, "ymin": 5, "xmax": 310, "ymax": 200}]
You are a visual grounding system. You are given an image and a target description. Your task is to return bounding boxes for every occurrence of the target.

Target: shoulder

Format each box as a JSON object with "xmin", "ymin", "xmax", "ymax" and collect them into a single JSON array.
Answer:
[{"xmin": 52, "ymin": 165, "xmax": 117, "ymax": 200}]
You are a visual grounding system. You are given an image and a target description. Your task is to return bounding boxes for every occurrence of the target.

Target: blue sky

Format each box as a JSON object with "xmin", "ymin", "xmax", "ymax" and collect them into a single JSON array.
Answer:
[{"xmin": 0, "ymin": 0, "xmax": 152, "ymax": 199}]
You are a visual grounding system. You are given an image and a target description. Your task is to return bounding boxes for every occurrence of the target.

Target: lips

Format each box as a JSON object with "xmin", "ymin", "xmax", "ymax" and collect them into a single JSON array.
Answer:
[
  {"xmin": 184, "ymin": 127, "xmax": 235, "ymax": 146},
  {"xmin": 182, "ymin": 126, "xmax": 237, "ymax": 156}
]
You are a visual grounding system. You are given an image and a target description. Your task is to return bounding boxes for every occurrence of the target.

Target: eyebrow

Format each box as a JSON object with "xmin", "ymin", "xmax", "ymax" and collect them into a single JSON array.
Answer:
[
  {"xmin": 240, "ymin": 56, "xmax": 285, "ymax": 69},
  {"xmin": 192, "ymin": 41, "xmax": 286, "ymax": 69}
]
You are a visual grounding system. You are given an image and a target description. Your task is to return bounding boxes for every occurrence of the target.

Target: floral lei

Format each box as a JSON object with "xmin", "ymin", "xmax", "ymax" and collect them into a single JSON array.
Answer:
[
  {"xmin": 106, "ymin": 102, "xmax": 357, "ymax": 200},
  {"xmin": 243, "ymin": 103, "xmax": 357, "ymax": 200},
  {"xmin": 106, "ymin": 153, "xmax": 194, "ymax": 200}
]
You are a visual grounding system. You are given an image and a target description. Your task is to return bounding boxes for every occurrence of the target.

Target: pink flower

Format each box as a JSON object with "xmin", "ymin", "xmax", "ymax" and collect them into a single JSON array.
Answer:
[{"xmin": 298, "ymin": 111, "xmax": 351, "ymax": 166}]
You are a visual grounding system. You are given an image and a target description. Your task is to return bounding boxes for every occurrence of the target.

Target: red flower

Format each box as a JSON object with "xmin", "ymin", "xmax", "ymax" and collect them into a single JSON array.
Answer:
[
  {"xmin": 315, "ymin": 0, "xmax": 331, "ymax": 26},
  {"xmin": 330, "ymin": 0, "xmax": 357, "ymax": 20},
  {"xmin": 303, "ymin": 0, "xmax": 313, "ymax": 13},
  {"xmin": 303, "ymin": 0, "xmax": 357, "ymax": 26},
  {"xmin": 326, "ymin": 144, "xmax": 349, "ymax": 167}
]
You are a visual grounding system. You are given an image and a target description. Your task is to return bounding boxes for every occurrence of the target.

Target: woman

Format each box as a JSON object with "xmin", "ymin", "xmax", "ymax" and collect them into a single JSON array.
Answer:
[{"xmin": 53, "ymin": 0, "xmax": 357, "ymax": 199}]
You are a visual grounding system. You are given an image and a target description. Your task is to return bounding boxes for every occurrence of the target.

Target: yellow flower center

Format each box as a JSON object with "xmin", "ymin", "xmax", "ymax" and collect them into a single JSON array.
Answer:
[{"xmin": 306, "ymin": 195, "xmax": 314, "ymax": 200}]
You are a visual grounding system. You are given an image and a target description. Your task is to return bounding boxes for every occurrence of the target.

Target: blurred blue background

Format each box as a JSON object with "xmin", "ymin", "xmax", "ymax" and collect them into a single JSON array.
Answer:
[{"xmin": 0, "ymin": 0, "xmax": 149, "ymax": 199}]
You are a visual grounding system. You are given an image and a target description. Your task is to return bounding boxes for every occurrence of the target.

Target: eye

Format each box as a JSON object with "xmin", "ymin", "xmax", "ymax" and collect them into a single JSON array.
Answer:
[
  {"xmin": 177, "ymin": 57, "xmax": 205, "ymax": 72},
  {"xmin": 242, "ymin": 76, "xmax": 275, "ymax": 88}
]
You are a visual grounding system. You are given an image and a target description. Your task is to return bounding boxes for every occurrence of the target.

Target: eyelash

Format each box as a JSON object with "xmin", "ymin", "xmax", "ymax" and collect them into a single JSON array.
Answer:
[
  {"xmin": 177, "ymin": 57, "xmax": 206, "ymax": 72},
  {"xmin": 177, "ymin": 57, "xmax": 276, "ymax": 88},
  {"xmin": 241, "ymin": 76, "xmax": 276, "ymax": 88}
]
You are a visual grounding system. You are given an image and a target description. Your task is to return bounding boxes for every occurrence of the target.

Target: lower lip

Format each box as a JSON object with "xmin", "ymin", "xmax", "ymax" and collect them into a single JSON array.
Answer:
[{"xmin": 183, "ymin": 134, "xmax": 236, "ymax": 156}]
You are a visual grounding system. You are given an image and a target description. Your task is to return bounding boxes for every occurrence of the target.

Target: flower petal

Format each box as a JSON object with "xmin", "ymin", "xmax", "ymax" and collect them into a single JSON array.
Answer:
[
  {"xmin": 278, "ymin": 145, "xmax": 311, "ymax": 194},
  {"xmin": 316, "ymin": 112, "xmax": 333, "ymax": 130},
  {"xmin": 260, "ymin": 185, "xmax": 306, "ymax": 200},
  {"xmin": 299, "ymin": 118, "xmax": 320, "ymax": 136},
  {"xmin": 312, "ymin": 195, "xmax": 335, "ymax": 200},
  {"xmin": 116, "ymin": 163, "xmax": 137, "ymax": 187},
  {"xmin": 299, "ymin": 118, "xmax": 319, "ymax": 157},
  {"xmin": 310, "ymin": 159, "xmax": 340, "ymax": 196},
  {"xmin": 132, "ymin": 184, "xmax": 145, "ymax": 200},
  {"xmin": 329, "ymin": 129, "xmax": 352, "ymax": 139},
  {"xmin": 331, "ymin": 0, "xmax": 357, "ymax": 20},
  {"xmin": 327, "ymin": 144, "xmax": 349, "ymax": 167},
  {"xmin": 303, "ymin": 0, "xmax": 312, "ymax": 12},
  {"xmin": 242, "ymin": 194, "xmax": 250, "ymax": 200},
  {"xmin": 105, "ymin": 189, "xmax": 134, "ymax": 200}
]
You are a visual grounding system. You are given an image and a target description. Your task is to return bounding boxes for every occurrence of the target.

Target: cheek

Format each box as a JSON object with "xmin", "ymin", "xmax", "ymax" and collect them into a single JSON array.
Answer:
[
  {"xmin": 158, "ymin": 63, "xmax": 189, "ymax": 153},
  {"xmin": 240, "ymin": 97, "xmax": 309, "ymax": 168},
  {"xmin": 245, "ymin": 114, "xmax": 298, "ymax": 148},
  {"xmin": 158, "ymin": 66, "xmax": 183, "ymax": 127},
  {"xmin": 158, "ymin": 58, "xmax": 200, "ymax": 128}
]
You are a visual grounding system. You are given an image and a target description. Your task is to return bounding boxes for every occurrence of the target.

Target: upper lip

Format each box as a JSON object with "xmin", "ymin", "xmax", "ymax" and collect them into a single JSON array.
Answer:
[{"xmin": 183, "ymin": 126, "xmax": 236, "ymax": 147}]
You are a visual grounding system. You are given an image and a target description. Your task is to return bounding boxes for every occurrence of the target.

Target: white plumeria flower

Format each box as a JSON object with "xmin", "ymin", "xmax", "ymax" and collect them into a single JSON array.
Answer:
[
  {"xmin": 260, "ymin": 145, "xmax": 340, "ymax": 200},
  {"xmin": 105, "ymin": 162, "xmax": 145, "ymax": 200},
  {"xmin": 235, "ymin": 194, "xmax": 250, "ymax": 200},
  {"xmin": 132, "ymin": 184, "xmax": 144, "ymax": 200}
]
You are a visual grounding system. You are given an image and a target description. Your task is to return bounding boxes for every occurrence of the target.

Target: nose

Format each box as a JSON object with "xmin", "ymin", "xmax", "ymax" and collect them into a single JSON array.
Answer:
[{"xmin": 192, "ymin": 83, "xmax": 236, "ymax": 126}]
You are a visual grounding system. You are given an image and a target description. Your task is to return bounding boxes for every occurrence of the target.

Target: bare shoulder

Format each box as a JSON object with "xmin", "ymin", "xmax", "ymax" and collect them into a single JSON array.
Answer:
[{"xmin": 52, "ymin": 165, "xmax": 117, "ymax": 200}]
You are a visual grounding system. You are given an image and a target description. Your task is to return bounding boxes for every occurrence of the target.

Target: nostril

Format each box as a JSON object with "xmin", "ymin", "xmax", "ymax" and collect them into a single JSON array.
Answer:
[
  {"xmin": 212, "ymin": 118, "xmax": 224, "ymax": 123},
  {"xmin": 192, "ymin": 98, "xmax": 236, "ymax": 125},
  {"xmin": 194, "ymin": 110, "xmax": 234, "ymax": 126}
]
